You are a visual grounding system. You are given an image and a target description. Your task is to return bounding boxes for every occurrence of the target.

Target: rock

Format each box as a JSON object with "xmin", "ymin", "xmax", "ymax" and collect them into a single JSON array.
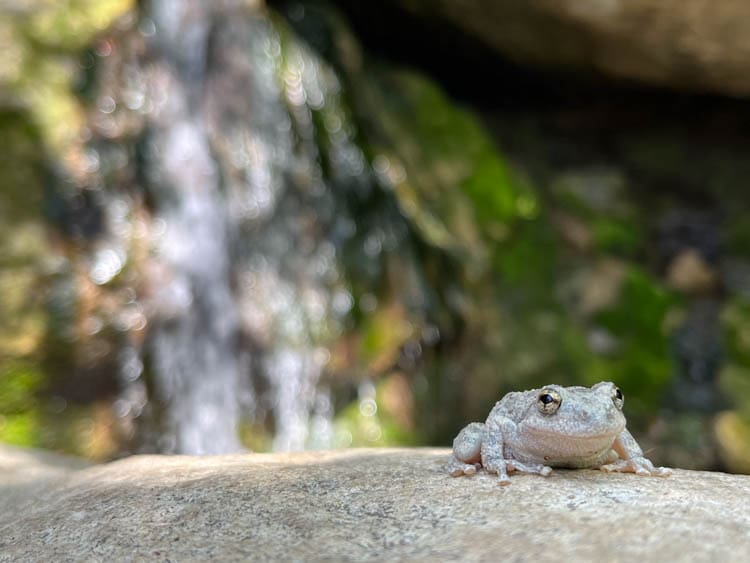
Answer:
[
  {"xmin": 0, "ymin": 444, "xmax": 90, "ymax": 515},
  {"xmin": 666, "ymin": 249, "xmax": 718, "ymax": 294},
  {"xmin": 2, "ymin": 447, "xmax": 749, "ymax": 561},
  {"xmin": 396, "ymin": 0, "xmax": 750, "ymax": 96}
]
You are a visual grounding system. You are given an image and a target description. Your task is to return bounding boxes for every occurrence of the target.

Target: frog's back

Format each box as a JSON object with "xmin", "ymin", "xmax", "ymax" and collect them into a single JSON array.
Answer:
[{"xmin": 487, "ymin": 389, "xmax": 536, "ymax": 423}]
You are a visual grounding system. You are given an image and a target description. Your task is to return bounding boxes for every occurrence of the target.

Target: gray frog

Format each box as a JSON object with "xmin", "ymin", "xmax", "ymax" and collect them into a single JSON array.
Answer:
[{"xmin": 447, "ymin": 381, "xmax": 671, "ymax": 485}]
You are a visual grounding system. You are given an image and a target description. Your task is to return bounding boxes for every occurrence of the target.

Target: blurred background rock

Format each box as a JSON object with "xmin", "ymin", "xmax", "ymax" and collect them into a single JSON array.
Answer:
[{"xmin": 2, "ymin": 0, "xmax": 750, "ymax": 473}]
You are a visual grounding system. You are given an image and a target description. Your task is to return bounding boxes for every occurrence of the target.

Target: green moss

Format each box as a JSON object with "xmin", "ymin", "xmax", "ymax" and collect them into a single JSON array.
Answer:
[
  {"xmin": 0, "ymin": 364, "xmax": 43, "ymax": 415},
  {"xmin": 725, "ymin": 222, "xmax": 750, "ymax": 256},
  {"xmin": 591, "ymin": 218, "xmax": 642, "ymax": 256},
  {"xmin": 0, "ymin": 112, "xmax": 46, "ymax": 226},
  {"xmin": 391, "ymin": 70, "xmax": 534, "ymax": 227},
  {"xmin": 719, "ymin": 299, "xmax": 750, "ymax": 420},
  {"xmin": 722, "ymin": 299, "xmax": 750, "ymax": 365},
  {"xmin": 719, "ymin": 365, "xmax": 750, "ymax": 419},
  {"xmin": 348, "ymin": 67, "xmax": 537, "ymax": 279},
  {"xmin": 594, "ymin": 268, "xmax": 680, "ymax": 409},
  {"xmin": 493, "ymin": 219, "xmax": 557, "ymax": 290},
  {"xmin": 0, "ymin": 412, "xmax": 41, "ymax": 447}
]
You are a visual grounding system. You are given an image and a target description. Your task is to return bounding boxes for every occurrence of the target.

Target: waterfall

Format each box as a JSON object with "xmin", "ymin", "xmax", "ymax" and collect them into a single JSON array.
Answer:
[
  {"xmin": 138, "ymin": 0, "xmax": 243, "ymax": 454},
  {"xmin": 87, "ymin": 0, "xmax": 369, "ymax": 453}
]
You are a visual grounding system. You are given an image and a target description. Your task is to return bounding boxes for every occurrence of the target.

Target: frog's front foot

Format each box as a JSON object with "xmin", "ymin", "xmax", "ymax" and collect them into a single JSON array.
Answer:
[
  {"xmin": 600, "ymin": 457, "xmax": 672, "ymax": 477},
  {"xmin": 482, "ymin": 459, "xmax": 511, "ymax": 485},
  {"xmin": 485, "ymin": 460, "xmax": 552, "ymax": 485},
  {"xmin": 507, "ymin": 460, "xmax": 553, "ymax": 477},
  {"xmin": 495, "ymin": 466, "xmax": 512, "ymax": 486},
  {"xmin": 446, "ymin": 455, "xmax": 479, "ymax": 477}
]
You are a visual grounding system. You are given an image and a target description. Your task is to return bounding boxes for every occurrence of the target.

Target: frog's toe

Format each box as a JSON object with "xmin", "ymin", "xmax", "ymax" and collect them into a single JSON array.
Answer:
[
  {"xmin": 507, "ymin": 460, "xmax": 553, "ymax": 477},
  {"xmin": 653, "ymin": 466, "xmax": 673, "ymax": 477},
  {"xmin": 447, "ymin": 456, "xmax": 479, "ymax": 477},
  {"xmin": 601, "ymin": 459, "xmax": 628, "ymax": 473},
  {"xmin": 600, "ymin": 459, "xmax": 629, "ymax": 473},
  {"xmin": 600, "ymin": 457, "xmax": 671, "ymax": 477},
  {"xmin": 448, "ymin": 465, "xmax": 476, "ymax": 477}
]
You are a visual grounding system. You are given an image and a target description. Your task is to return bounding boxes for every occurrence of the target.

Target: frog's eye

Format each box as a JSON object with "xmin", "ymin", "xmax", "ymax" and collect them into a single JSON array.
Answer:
[
  {"xmin": 537, "ymin": 389, "xmax": 562, "ymax": 414},
  {"xmin": 612, "ymin": 386, "xmax": 624, "ymax": 410}
]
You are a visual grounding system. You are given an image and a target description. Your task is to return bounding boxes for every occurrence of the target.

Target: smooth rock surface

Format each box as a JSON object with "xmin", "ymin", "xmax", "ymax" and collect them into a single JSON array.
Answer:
[
  {"xmin": 2, "ymin": 447, "xmax": 749, "ymax": 561},
  {"xmin": 397, "ymin": 0, "xmax": 750, "ymax": 96},
  {"xmin": 0, "ymin": 444, "xmax": 90, "ymax": 515}
]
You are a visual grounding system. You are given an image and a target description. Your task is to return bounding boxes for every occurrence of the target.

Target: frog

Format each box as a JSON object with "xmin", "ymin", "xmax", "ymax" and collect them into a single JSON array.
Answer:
[{"xmin": 447, "ymin": 381, "xmax": 671, "ymax": 485}]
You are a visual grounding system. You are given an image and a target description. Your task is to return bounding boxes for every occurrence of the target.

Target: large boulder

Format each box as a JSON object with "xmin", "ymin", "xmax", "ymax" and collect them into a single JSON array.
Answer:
[
  {"xmin": 0, "ymin": 444, "xmax": 90, "ymax": 515},
  {"xmin": 1, "ymin": 446, "xmax": 749, "ymax": 561},
  {"xmin": 395, "ymin": 0, "xmax": 750, "ymax": 96}
]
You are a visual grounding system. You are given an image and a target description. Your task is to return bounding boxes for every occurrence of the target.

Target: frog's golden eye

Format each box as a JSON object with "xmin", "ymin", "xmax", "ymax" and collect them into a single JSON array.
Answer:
[
  {"xmin": 612, "ymin": 386, "xmax": 624, "ymax": 410},
  {"xmin": 537, "ymin": 389, "xmax": 562, "ymax": 414}
]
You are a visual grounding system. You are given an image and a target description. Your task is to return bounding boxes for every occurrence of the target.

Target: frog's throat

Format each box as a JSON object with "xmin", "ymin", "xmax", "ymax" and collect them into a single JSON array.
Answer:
[{"xmin": 520, "ymin": 422, "xmax": 625, "ymax": 441}]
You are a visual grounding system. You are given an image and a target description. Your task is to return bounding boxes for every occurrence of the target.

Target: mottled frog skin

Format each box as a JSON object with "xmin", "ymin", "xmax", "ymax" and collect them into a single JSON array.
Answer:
[{"xmin": 447, "ymin": 382, "xmax": 671, "ymax": 485}]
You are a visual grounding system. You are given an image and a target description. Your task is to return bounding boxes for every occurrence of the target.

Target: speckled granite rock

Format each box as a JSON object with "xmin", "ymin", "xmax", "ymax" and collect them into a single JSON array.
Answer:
[
  {"xmin": 1, "ymin": 447, "xmax": 749, "ymax": 561},
  {"xmin": 396, "ymin": 0, "xmax": 750, "ymax": 96},
  {"xmin": 0, "ymin": 444, "xmax": 90, "ymax": 515}
]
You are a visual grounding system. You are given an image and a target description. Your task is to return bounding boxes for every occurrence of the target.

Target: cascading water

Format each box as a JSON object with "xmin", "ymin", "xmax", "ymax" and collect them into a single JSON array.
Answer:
[
  {"xmin": 139, "ymin": 0, "xmax": 244, "ymax": 454},
  {"xmin": 85, "ymin": 0, "xmax": 376, "ymax": 453}
]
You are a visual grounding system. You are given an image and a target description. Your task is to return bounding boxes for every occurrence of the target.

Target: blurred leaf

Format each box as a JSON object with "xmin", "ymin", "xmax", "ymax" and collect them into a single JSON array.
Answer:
[
  {"xmin": 0, "ymin": 364, "xmax": 43, "ymax": 414},
  {"xmin": 594, "ymin": 268, "xmax": 680, "ymax": 411},
  {"xmin": 0, "ymin": 411, "xmax": 40, "ymax": 446},
  {"xmin": 334, "ymin": 375, "xmax": 421, "ymax": 447}
]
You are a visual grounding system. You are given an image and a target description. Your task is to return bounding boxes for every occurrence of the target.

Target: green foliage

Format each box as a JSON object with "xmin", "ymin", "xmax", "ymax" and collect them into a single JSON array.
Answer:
[
  {"xmin": 594, "ymin": 268, "xmax": 680, "ymax": 413},
  {"xmin": 715, "ymin": 296, "xmax": 750, "ymax": 472},
  {"xmin": 0, "ymin": 412, "xmax": 41, "ymax": 447},
  {"xmin": 0, "ymin": 364, "xmax": 43, "ymax": 414},
  {"xmin": 1, "ymin": 0, "xmax": 729, "ymax": 467},
  {"xmin": 334, "ymin": 379, "xmax": 421, "ymax": 447},
  {"xmin": 0, "ymin": 109, "xmax": 49, "ymax": 449},
  {"xmin": 720, "ymin": 299, "xmax": 750, "ymax": 419},
  {"xmin": 349, "ymin": 67, "xmax": 537, "ymax": 280},
  {"xmin": 0, "ymin": 111, "xmax": 45, "ymax": 223},
  {"xmin": 724, "ymin": 222, "xmax": 750, "ymax": 256},
  {"xmin": 591, "ymin": 218, "xmax": 642, "ymax": 256},
  {"xmin": 0, "ymin": 1, "xmax": 130, "ymax": 454},
  {"xmin": 492, "ymin": 219, "xmax": 557, "ymax": 291},
  {"xmin": 0, "ymin": 363, "xmax": 43, "ymax": 447},
  {"xmin": 722, "ymin": 299, "xmax": 750, "ymax": 363},
  {"xmin": 554, "ymin": 170, "xmax": 644, "ymax": 255}
]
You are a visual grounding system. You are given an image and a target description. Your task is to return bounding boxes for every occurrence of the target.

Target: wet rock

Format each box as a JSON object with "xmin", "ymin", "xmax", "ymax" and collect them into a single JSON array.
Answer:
[
  {"xmin": 2, "ymin": 448, "xmax": 749, "ymax": 561},
  {"xmin": 395, "ymin": 0, "xmax": 750, "ymax": 96}
]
